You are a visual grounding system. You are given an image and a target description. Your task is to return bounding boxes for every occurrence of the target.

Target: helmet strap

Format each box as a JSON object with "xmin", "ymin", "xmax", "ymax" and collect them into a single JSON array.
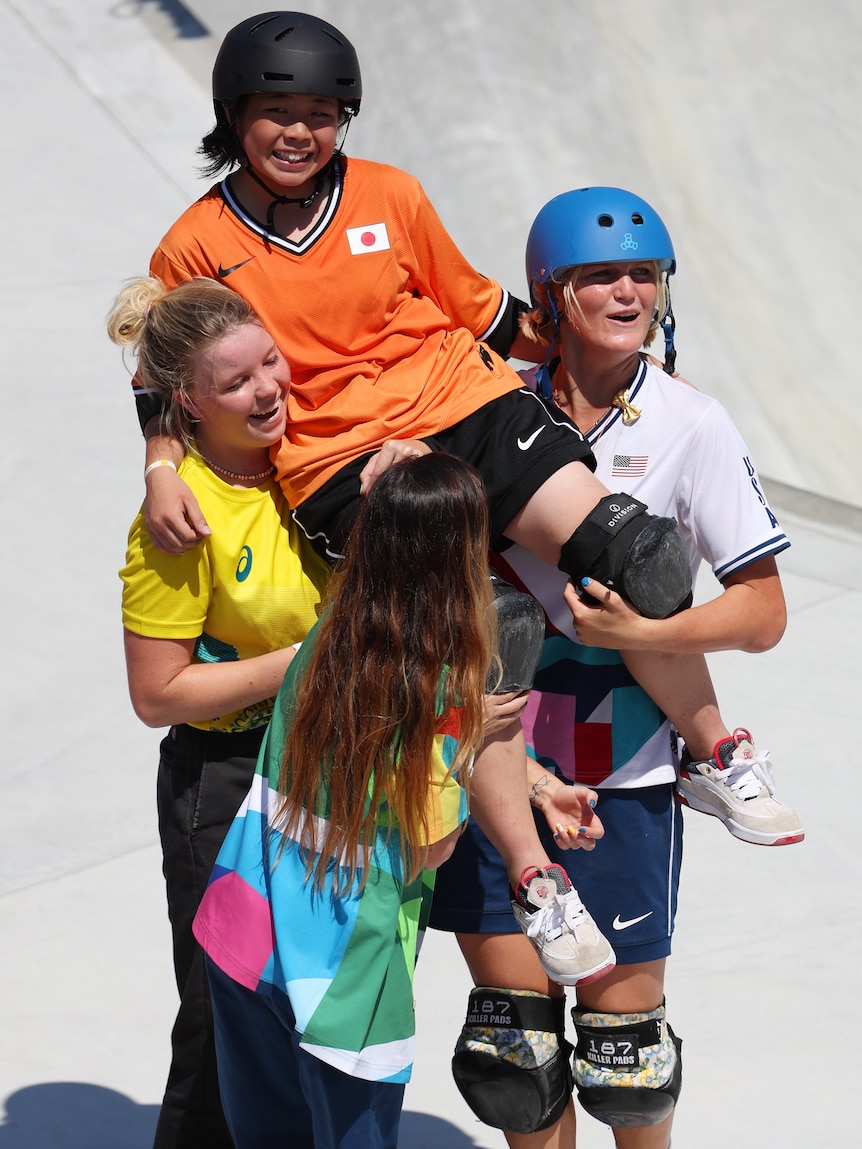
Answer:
[
  {"xmin": 657, "ymin": 273, "xmax": 680, "ymax": 372},
  {"xmin": 242, "ymin": 162, "xmax": 331, "ymax": 233},
  {"xmin": 535, "ymin": 293, "xmax": 563, "ymax": 400},
  {"xmin": 660, "ymin": 279, "xmax": 677, "ymax": 374},
  {"xmin": 338, "ymin": 111, "xmax": 355, "ymax": 150},
  {"xmin": 660, "ymin": 310, "xmax": 676, "ymax": 374}
]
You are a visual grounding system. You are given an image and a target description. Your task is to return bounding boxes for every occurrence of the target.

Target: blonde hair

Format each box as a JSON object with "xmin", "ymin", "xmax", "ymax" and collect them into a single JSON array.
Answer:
[
  {"xmin": 522, "ymin": 263, "xmax": 668, "ymax": 351},
  {"xmin": 106, "ymin": 277, "xmax": 260, "ymax": 443}
]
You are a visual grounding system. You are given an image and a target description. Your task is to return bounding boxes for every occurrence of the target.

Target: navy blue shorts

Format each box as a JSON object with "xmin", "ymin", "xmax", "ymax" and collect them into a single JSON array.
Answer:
[
  {"xmin": 293, "ymin": 387, "xmax": 595, "ymax": 560},
  {"xmin": 429, "ymin": 784, "xmax": 683, "ymax": 966}
]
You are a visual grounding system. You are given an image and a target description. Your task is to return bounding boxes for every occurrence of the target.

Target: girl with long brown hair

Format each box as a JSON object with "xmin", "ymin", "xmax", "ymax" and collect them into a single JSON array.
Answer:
[{"xmin": 192, "ymin": 453, "xmax": 492, "ymax": 1148}]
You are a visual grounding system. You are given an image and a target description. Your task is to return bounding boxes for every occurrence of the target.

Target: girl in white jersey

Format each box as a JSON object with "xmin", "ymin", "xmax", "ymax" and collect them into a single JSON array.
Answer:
[{"xmin": 430, "ymin": 188, "xmax": 802, "ymax": 1149}]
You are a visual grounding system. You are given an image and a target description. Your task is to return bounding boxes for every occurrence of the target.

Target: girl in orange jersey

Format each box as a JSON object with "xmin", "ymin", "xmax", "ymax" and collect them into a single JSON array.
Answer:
[{"xmin": 139, "ymin": 13, "xmax": 690, "ymax": 623}]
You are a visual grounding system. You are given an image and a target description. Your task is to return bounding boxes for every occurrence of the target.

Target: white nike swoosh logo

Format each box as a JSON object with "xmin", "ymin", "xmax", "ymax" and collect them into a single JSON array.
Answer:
[
  {"xmin": 612, "ymin": 912, "xmax": 653, "ymax": 931},
  {"xmin": 517, "ymin": 426, "xmax": 546, "ymax": 451}
]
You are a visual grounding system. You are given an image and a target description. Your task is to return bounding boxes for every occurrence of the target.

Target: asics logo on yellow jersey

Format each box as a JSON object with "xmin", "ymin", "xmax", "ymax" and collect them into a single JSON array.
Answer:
[{"xmin": 236, "ymin": 545, "xmax": 252, "ymax": 582}]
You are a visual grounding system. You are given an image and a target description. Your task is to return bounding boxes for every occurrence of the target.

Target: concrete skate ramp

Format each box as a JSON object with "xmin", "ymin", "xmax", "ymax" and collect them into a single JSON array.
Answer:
[
  {"xmin": 167, "ymin": 0, "xmax": 862, "ymax": 508},
  {"xmin": 0, "ymin": 2, "xmax": 858, "ymax": 1147}
]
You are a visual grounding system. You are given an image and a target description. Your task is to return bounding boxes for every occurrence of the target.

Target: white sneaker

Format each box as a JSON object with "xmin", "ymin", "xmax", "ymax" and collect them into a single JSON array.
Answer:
[
  {"xmin": 511, "ymin": 864, "xmax": 615, "ymax": 986},
  {"xmin": 676, "ymin": 728, "xmax": 804, "ymax": 846}
]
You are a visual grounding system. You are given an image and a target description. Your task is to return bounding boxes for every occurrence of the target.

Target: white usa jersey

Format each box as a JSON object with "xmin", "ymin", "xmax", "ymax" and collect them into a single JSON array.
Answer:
[{"xmin": 497, "ymin": 358, "xmax": 790, "ymax": 789}]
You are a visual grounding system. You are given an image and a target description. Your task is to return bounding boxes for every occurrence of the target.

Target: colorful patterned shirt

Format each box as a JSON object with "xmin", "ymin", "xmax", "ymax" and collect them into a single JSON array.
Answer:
[{"xmin": 193, "ymin": 623, "xmax": 469, "ymax": 1081}]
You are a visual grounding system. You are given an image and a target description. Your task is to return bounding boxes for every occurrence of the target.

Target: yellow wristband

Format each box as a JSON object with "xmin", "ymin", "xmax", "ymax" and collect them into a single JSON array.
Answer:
[{"xmin": 144, "ymin": 459, "xmax": 178, "ymax": 480}]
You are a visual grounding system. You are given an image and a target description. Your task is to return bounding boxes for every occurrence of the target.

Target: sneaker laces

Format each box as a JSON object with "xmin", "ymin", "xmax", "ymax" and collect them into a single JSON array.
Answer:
[
  {"xmin": 723, "ymin": 740, "xmax": 776, "ymax": 801},
  {"xmin": 525, "ymin": 887, "xmax": 589, "ymax": 941}
]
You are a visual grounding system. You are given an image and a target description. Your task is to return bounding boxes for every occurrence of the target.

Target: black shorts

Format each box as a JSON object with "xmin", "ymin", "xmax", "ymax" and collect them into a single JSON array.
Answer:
[{"xmin": 292, "ymin": 387, "xmax": 596, "ymax": 561}]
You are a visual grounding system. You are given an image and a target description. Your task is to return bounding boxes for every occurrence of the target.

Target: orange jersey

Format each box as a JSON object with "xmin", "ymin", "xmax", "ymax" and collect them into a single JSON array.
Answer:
[{"xmin": 149, "ymin": 157, "xmax": 523, "ymax": 505}]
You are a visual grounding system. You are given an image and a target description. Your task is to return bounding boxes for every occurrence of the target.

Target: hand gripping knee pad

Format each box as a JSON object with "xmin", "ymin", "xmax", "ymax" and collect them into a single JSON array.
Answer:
[
  {"xmin": 452, "ymin": 987, "xmax": 574, "ymax": 1134},
  {"xmin": 558, "ymin": 494, "xmax": 692, "ymax": 619},
  {"xmin": 486, "ymin": 573, "xmax": 546, "ymax": 693},
  {"xmin": 571, "ymin": 1002, "xmax": 682, "ymax": 1128}
]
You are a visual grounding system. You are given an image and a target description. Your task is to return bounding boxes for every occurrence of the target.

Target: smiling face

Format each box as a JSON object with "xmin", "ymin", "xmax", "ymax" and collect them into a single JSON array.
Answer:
[
  {"xmin": 563, "ymin": 262, "xmax": 659, "ymax": 358},
  {"xmin": 235, "ymin": 91, "xmax": 340, "ymax": 198},
  {"xmin": 186, "ymin": 322, "xmax": 290, "ymax": 462}
]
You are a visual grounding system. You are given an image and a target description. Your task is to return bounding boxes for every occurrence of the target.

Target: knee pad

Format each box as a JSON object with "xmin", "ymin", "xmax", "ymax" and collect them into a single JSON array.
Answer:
[
  {"xmin": 558, "ymin": 494, "xmax": 692, "ymax": 619},
  {"xmin": 571, "ymin": 1002, "xmax": 682, "ymax": 1128},
  {"xmin": 452, "ymin": 987, "xmax": 573, "ymax": 1134},
  {"xmin": 487, "ymin": 573, "xmax": 546, "ymax": 692}
]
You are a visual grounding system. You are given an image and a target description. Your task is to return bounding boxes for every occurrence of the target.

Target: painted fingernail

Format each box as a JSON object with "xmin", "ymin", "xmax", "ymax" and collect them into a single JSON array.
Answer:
[
  {"xmin": 581, "ymin": 577, "xmax": 590, "ymax": 587},
  {"xmin": 589, "ymin": 798, "xmax": 596, "ymax": 808},
  {"xmin": 578, "ymin": 826, "xmax": 588, "ymax": 835}
]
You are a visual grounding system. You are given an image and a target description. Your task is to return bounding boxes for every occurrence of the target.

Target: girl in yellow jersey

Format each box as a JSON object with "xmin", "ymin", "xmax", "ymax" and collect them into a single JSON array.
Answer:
[{"xmin": 112, "ymin": 277, "xmax": 330, "ymax": 1148}]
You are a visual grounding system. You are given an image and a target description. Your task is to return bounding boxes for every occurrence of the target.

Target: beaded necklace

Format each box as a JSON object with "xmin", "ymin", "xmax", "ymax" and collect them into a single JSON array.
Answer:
[{"xmin": 197, "ymin": 448, "xmax": 275, "ymax": 483}]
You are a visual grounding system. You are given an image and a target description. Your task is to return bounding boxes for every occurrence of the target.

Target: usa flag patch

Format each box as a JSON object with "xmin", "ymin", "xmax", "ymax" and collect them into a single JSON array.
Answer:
[
  {"xmin": 611, "ymin": 454, "xmax": 649, "ymax": 477},
  {"xmin": 346, "ymin": 223, "xmax": 390, "ymax": 254}
]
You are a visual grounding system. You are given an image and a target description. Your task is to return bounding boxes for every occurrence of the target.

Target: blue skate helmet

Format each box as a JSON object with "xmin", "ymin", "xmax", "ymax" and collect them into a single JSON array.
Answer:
[{"xmin": 526, "ymin": 187, "xmax": 677, "ymax": 380}]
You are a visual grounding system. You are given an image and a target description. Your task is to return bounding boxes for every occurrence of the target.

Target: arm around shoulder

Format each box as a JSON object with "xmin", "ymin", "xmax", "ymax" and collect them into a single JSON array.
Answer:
[{"xmin": 144, "ymin": 419, "xmax": 211, "ymax": 554}]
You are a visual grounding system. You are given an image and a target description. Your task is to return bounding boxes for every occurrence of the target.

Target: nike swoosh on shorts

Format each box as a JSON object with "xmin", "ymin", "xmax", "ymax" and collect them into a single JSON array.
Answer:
[
  {"xmin": 612, "ymin": 911, "xmax": 653, "ymax": 931},
  {"xmin": 517, "ymin": 426, "xmax": 546, "ymax": 451}
]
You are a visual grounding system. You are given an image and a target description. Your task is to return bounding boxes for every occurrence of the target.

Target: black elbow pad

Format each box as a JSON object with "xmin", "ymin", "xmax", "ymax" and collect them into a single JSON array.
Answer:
[{"xmin": 558, "ymin": 495, "xmax": 692, "ymax": 619}]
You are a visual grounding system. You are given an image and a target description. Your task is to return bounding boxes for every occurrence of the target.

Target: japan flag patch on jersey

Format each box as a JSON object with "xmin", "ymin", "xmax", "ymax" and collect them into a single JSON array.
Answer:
[{"xmin": 346, "ymin": 222, "xmax": 390, "ymax": 254}]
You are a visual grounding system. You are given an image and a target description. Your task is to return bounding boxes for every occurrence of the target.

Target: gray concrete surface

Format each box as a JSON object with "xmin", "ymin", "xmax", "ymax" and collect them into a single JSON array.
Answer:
[
  {"xmin": 165, "ymin": 0, "xmax": 862, "ymax": 511},
  {"xmin": 0, "ymin": 1, "xmax": 858, "ymax": 1146}
]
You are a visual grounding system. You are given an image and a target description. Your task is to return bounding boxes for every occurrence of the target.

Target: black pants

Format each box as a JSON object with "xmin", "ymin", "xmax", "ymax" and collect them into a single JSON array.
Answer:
[{"xmin": 152, "ymin": 723, "xmax": 265, "ymax": 1149}]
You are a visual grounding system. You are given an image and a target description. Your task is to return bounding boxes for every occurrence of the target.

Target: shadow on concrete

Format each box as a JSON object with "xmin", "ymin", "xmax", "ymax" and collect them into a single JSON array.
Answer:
[
  {"xmin": 0, "ymin": 1087, "xmax": 485, "ymax": 1149},
  {"xmin": 0, "ymin": 1083, "xmax": 158, "ymax": 1149},
  {"xmin": 399, "ymin": 1109, "xmax": 485, "ymax": 1147},
  {"xmin": 111, "ymin": 0, "xmax": 209, "ymax": 39}
]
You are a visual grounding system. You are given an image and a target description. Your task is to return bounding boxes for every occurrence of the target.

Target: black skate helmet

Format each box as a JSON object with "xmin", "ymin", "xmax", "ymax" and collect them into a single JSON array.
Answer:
[{"xmin": 212, "ymin": 11, "xmax": 362, "ymax": 121}]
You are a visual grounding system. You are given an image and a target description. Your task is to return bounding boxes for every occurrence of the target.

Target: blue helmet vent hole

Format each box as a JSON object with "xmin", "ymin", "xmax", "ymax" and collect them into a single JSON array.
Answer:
[
  {"xmin": 597, "ymin": 214, "xmax": 614, "ymax": 228},
  {"xmin": 631, "ymin": 213, "xmax": 644, "ymax": 226}
]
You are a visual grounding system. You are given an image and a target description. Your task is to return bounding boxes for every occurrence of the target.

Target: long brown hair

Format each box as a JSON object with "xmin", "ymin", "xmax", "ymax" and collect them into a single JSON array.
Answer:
[{"xmin": 276, "ymin": 454, "xmax": 494, "ymax": 891}]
